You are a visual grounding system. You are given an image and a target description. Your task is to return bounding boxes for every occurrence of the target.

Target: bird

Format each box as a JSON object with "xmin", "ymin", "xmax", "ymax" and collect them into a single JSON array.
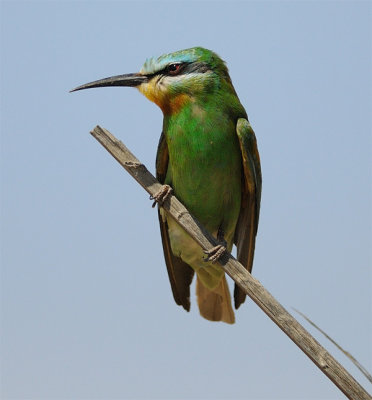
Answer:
[{"xmin": 71, "ymin": 47, "xmax": 261, "ymax": 324}]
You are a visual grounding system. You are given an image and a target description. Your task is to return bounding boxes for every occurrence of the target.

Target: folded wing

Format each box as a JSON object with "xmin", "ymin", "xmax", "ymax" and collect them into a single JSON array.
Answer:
[{"xmin": 234, "ymin": 118, "xmax": 262, "ymax": 309}]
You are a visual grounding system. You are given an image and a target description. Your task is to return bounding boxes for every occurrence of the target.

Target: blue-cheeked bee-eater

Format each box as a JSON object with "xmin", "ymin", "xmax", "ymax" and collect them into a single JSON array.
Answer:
[{"xmin": 71, "ymin": 47, "xmax": 262, "ymax": 324}]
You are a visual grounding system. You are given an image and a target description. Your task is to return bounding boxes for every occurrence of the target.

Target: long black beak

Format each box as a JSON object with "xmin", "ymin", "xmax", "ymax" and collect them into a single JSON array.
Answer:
[{"xmin": 70, "ymin": 73, "xmax": 148, "ymax": 92}]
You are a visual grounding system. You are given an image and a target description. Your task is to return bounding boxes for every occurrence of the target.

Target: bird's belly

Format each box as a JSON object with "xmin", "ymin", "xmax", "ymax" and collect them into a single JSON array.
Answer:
[
  {"xmin": 166, "ymin": 154, "xmax": 242, "ymax": 238},
  {"xmin": 164, "ymin": 215, "xmax": 225, "ymax": 290},
  {"xmin": 163, "ymin": 154, "xmax": 242, "ymax": 290}
]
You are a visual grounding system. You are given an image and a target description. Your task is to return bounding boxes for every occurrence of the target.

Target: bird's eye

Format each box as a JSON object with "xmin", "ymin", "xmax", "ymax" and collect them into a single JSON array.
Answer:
[{"xmin": 167, "ymin": 63, "xmax": 181, "ymax": 75}]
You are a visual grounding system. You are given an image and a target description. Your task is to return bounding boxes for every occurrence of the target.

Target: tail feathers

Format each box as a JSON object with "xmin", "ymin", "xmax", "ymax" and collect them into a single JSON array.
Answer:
[{"xmin": 196, "ymin": 275, "xmax": 235, "ymax": 324}]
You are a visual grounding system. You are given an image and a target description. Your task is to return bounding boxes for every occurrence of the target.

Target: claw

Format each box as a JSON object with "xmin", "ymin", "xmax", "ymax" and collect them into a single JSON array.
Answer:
[
  {"xmin": 150, "ymin": 184, "xmax": 173, "ymax": 208},
  {"xmin": 204, "ymin": 244, "xmax": 227, "ymax": 263}
]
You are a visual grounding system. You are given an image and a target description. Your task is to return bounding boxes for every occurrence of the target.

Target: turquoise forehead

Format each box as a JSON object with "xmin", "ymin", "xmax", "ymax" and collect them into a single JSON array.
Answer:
[{"xmin": 140, "ymin": 47, "xmax": 218, "ymax": 74}]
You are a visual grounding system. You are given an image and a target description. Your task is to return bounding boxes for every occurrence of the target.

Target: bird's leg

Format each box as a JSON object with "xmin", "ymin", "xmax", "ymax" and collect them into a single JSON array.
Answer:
[
  {"xmin": 150, "ymin": 184, "xmax": 173, "ymax": 208},
  {"xmin": 204, "ymin": 227, "xmax": 227, "ymax": 263}
]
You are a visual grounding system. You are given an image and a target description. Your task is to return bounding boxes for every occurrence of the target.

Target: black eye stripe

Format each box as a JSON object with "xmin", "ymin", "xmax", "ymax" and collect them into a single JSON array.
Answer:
[{"xmin": 150, "ymin": 62, "xmax": 211, "ymax": 78}]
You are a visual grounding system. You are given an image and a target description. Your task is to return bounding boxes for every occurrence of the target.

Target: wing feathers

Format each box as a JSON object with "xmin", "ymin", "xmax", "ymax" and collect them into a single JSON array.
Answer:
[
  {"xmin": 156, "ymin": 132, "xmax": 194, "ymax": 311},
  {"xmin": 234, "ymin": 118, "xmax": 262, "ymax": 309}
]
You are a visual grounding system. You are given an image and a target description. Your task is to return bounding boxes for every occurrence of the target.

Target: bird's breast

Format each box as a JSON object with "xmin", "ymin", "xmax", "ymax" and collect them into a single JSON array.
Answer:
[{"xmin": 164, "ymin": 106, "xmax": 242, "ymax": 236}]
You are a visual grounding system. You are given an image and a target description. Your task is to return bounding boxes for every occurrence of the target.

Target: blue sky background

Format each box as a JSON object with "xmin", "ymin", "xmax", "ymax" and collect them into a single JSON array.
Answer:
[{"xmin": 1, "ymin": 1, "xmax": 371, "ymax": 399}]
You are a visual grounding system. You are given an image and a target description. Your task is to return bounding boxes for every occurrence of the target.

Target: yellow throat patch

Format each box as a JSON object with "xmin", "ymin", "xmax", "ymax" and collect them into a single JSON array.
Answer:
[{"xmin": 138, "ymin": 78, "xmax": 190, "ymax": 115}]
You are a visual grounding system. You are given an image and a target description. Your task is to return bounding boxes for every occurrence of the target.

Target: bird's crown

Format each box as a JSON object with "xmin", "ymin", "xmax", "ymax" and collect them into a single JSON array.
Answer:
[{"xmin": 140, "ymin": 47, "xmax": 227, "ymax": 76}]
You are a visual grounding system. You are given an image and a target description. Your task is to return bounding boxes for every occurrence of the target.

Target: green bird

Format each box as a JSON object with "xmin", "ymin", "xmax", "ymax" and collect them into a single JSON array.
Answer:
[{"xmin": 71, "ymin": 47, "xmax": 261, "ymax": 324}]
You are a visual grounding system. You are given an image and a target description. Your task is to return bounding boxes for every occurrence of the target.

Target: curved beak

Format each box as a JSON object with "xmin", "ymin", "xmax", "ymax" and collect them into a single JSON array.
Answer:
[{"xmin": 70, "ymin": 73, "xmax": 148, "ymax": 92}]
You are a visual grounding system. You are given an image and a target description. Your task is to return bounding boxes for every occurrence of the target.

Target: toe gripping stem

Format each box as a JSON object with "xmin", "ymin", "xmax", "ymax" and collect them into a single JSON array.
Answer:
[
  {"xmin": 150, "ymin": 184, "xmax": 173, "ymax": 208},
  {"xmin": 203, "ymin": 228, "xmax": 227, "ymax": 263}
]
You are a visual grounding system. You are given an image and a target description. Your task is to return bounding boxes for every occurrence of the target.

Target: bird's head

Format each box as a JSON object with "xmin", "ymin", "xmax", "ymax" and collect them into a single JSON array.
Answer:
[{"xmin": 71, "ymin": 47, "xmax": 233, "ymax": 115}]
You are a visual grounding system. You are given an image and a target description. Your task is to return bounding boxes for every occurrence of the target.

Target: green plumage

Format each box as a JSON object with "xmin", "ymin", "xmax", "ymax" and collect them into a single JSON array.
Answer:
[{"xmin": 164, "ymin": 101, "xmax": 243, "ymax": 237}]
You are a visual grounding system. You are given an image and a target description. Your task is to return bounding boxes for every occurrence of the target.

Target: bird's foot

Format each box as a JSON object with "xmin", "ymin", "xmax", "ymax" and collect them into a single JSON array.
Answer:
[
  {"xmin": 204, "ymin": 227, "xmax": 227, "ymax": 263},
  {"xmin": 204, "ymin": 244, "xmax": 227, "ymax": 263},
  {"xmin": 150, "ymin": 185, "xmax": 173, "ymax": 208}
]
